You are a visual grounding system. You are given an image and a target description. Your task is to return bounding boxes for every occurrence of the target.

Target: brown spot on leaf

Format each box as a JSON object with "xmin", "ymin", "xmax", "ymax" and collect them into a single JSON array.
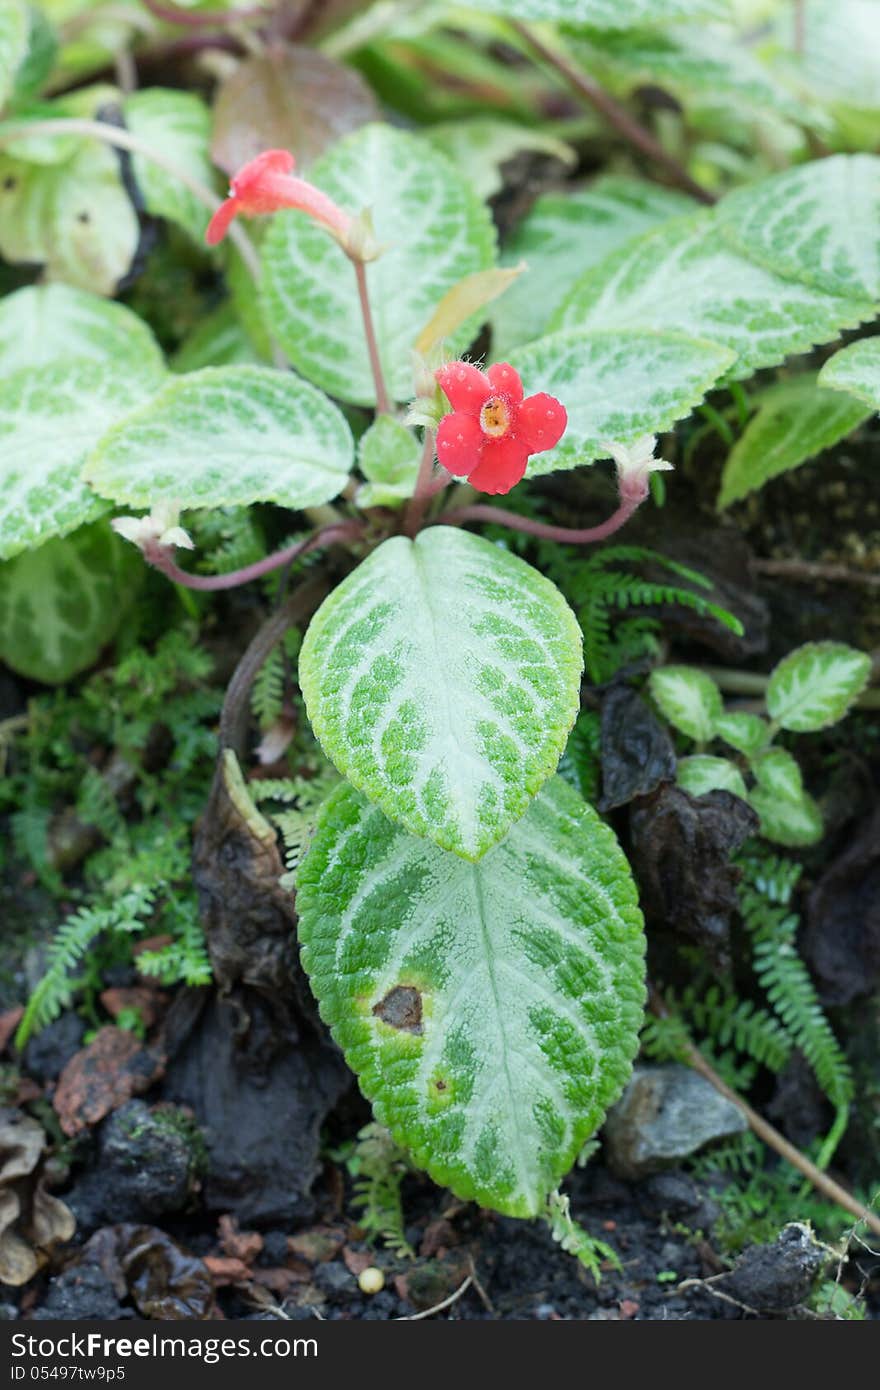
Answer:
[{"xmin": 373, "ymin": 985, "xmax": 423, "ymax": 1034}]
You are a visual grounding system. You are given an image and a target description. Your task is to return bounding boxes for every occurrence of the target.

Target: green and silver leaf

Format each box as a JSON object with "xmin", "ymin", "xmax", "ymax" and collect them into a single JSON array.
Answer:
[
  {"xmin": 492, "ymin": 176, "xmax": 694, "ymax": 356},
  {"xmin": 296, "ymin": 775, "xmax": 646, "ymax": 1217},
  {"xmin": 0, "ymin": 282, "xmax": 164, "ymax": 374},
  {"xmin": 0, "ymin": 355, "xmax": 164, "ymax": 561},
  {"xmin": 553, "ymin": 210, "xmax": 873, "ymax": 376},
  {"xmin": 124, "ymin": 87, "xmax": 217, "ymax": 243},
  {"xmin": 509, "ymin": 327, "xmax": 734, "ymax": 478},
  {"xmin": 299, "ymin": 527, "xmax": 583, "ymax": 862},
  {"xmin": 85, "ymin": 365, "xmax": 354, "ymax": 511},
  {"xmin": 818, "ymin": 338, "xmax": 880, "ymax": 413},
  {"xmin": 713, "ymin": 710, "xmax": 769, "ymax": 757},
  {"xmin": 648, "ymin": 665, "xmax": 722, "ymax": 742},
  {"xmin": 676, "ymin": 754, "xmax": 747, "ymax": 800},
  {"xmin": 749, "ymin": 747, "xmax": 822, "ymax": 848},
  {"xmin": 717, "ymin": 155, "xmax": 880, "ymax": 303},
  {"xmin": 0, "ymin": 521, "xmax": 138, "ymax": 684},
  {"xmin": 261, "ymin": 123, "xmax": 496, "ymax": 405},
  {"xmin": 766, "ymin": 641, "xmax": 871, "ymax": 733},
  {"xmin": 462, "ymin": 0, "xmax": 729, "ymax": 26},
  {"xmin": 717, "ymin": 375, "xmax": 870, "ymax": 509},
  {"xmin": 0, "ymin": 0, "xmax": 29, "ymax": 110}
]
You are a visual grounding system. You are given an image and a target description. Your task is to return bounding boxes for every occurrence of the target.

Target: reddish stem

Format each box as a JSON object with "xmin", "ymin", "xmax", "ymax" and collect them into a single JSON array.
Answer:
[
  {"xmin": 404, "ymin": 431, "xmax": 440, "ymax": 538},
  {"xmin": 435, "ymin": 496, "xmax": 641, "ymax": 545},
  {"xmin": 144, "ymin": 521, "xmax": 363, "ymax": 591},
  {"xmin": 354, "ymin": 258, "xmax": 392, "ymax": 416}
]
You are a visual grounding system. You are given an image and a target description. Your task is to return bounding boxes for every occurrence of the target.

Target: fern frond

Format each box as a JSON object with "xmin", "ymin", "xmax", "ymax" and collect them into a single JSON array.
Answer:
[
  {"xmin": 545, "ymin": 1190, "xmax": 619, "ymax": 1282},
  {"xmin": 348, "ymin": 1124, "xmax": 414, "ymax": 1259}
]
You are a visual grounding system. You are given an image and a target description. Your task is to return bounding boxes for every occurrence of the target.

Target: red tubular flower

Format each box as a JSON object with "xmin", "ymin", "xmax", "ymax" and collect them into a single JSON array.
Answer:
[
  {"xmin": 205, "ymin": 149, "xmax": 352, "ymax": 247},
  {"xmin": 434, "ymin": 361, "xmax": 567, "ymax": 495}
]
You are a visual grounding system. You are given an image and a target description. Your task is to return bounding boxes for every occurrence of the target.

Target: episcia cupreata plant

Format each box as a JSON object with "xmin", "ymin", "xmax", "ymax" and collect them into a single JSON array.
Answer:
[{"xmin": 2, "ymin": 114, "xmax": 879, "ymax": 1228}]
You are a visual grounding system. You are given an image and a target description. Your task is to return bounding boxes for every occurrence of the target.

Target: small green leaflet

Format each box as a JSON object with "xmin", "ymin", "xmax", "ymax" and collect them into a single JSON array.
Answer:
[
  {"xmin": 0, "ymin": 139, "xmax": 141, "ymax": 294},
  {"xmin": 0, "ymin": 0, "xmax": 28, "ymax": 110},
  {"xmin": 749, "ymin": 748, "xmax": 822, "ymax": 848},
  {"xmin": 124, "ymin": 88, "xmax": 217, "ymax": 242},
  {"xmin": 553, "ymin": 209, "xmax": 873, "ymax": 378},
  {"xmin": 299, "ymin": 527, "xmax": 583, "ymax": 862},
  {"xmin": 461, "ymin": 0, "xmax": 729, "ymax": 26},
  {"xmin": 818, "ymin": 338, "xmax": 880, "ymax": 413},
  {"xmin": 677, "ymin": 755, "xmax": 747, "ymax": 800},
  {"xmin": 492, "ymin": 177, "xmax": 694, "ymax": 356},
  {"xmin": 648, "ymin": 666, "xmax": 722, "ymax": 743},
  {"xmin": 766, "ymin": 642, "xmax": 871, "ymax": 733},
  {"xmin": 355, "ymin": 416, "xmax": 421, "ymax": 509},
  {"xmin": 171, "ymin": 302, "xmax": 265, "ymax": 373},
  {"xmin": 508, "ymin": 328, "xmax": 734, "ymax": 478},
  {"xmin": 717, "ymin": 376, "xmax": 870, "ymax": 509},
  {"xmin": 0, "ymin": 283, "xmax": 164, "ymax": 374},
  {"xmin": 0, "ymin": 522, "xmax": 138, "ymax": 683},
  {"xmin": 717, "ymin": 156, "xmax": 880, "ymax": 303},
  {"xmin": 296, "ymin": 776, "xmax": 646, "ymax": 1217},
  {"xmin": 713, "ymin": 710, "xmax": 768, "ymax": 757},
  {"xmin": 260, "ymin": 123, "xmax": 496, "ymax": 405},
  {"xmin": 85, "ymin": 365, "xmax": 354, "ymax": 511},
  {"xmin": 0, "ymin": 355, "xmax": 164, "ymax": 561}
]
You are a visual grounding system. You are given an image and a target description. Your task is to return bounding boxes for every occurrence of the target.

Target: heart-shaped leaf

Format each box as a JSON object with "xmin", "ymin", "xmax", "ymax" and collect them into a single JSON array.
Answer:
[
  {"xmin": 0, "ymin": 283, "xmax": 164, "ymax": 374},
  {"xmin": 296, "ymin": 775, "xmax": 646, "ymax": 1217},
  {"xmin": 85, "ymin": 365, "xmax": 354, "ymax": 511},
  {"xmin": 299, "ymin": 527, "xmax": 583, "ymax": 861}
]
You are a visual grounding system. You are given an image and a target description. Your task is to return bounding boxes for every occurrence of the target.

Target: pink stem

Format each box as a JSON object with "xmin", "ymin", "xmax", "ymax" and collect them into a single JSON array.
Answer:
[
  {"xmin": 354, "ymin": 259, "xmax": 392, "ymax": 416},
  {"xmin": 404, "ymin": 431, "xmax": 440, "ymax": 538},
  {"xmin": 434, "ymin": 496, "xmax": 642, "ymax": 544},
  {"xmin": 144, "ymin": 521, "xmax": 362, "ymax": 591}
]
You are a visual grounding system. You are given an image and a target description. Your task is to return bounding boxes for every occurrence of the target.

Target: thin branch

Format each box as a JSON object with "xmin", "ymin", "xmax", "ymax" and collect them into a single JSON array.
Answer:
[
  {"xmin": 145, "ymin": 521, "xmax": 363, "ymax": 591},
  {"xmin": 511, "ymin": 20, "xmax": 716, "ymax": 205},
  {"xmin": 695, "ymin": 665, "xmax": 880, "ymax": 710},
  {"xmin": 0, "ymin": 117, "xmax": 261, "ymax": 281},
  {"xmin": 648, "ymin": 989, "xmax": 880, "ymax": 1240},
  {"xmin": 354, "ymin": 258, "xmax": 392, "ymax": 416},
  {"xmin": 754, "ymin": 557, "xmax": 880, "ymax": 589},
  {"xmin": 435, "ymin": 496, "xmax": 641, "ymax": 545}
]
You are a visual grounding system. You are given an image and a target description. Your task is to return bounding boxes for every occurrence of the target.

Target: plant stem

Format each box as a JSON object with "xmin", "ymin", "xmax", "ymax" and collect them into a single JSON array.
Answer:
[
  {"xmin": 145, "ymin": 521, "xmax": 363, "ymax": 591},
  {"xmin": 353, "ymin": 258, "xmax": 391, "ymax": 415},
  {"xmin": 404, "ymin": 430, "xmax": 440, "ymax": 538},
  {"xmin": 435, "ymin": 496, "xmax": 641, "ymax": 545},
  {"xmin": 753, "ymin": 557, "xmax": 880, "ymax": 589},
  {"xmin": 648, "ymin": 990, "xmax": 880, "ymax": 1239},
  {"xmin": 0, "ymin": 117, "xmax": 262, "ymax": 282},
  {"xmin": 510, "ymin": 19, "xmax": 716, "ymax": 206}
]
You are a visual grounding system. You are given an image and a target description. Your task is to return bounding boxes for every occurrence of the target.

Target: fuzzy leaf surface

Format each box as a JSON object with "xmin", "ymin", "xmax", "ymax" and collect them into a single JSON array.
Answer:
[
  {"xmin": 0, "ymin": 283, "xmax": 164, "ymax": 374},
  {"xmin": 85, "ymin": 365, "xmax": 353, "ymax": 511},
  {"xmin": 299, "ymin": 528, "xmax": 583, "ymax": 861},
  {"xmin": 766, "ymin": 642, "xmax": 871, "ymax": 733},
  {"xmin": 818, "ymin": 338, "xmax": 880, "ymax": 412},
  {"xmin": 260, "ymin": 123, "xmax": 496, "ymax": 405},
  {"xmin": 676, "ymin": 755, "xmax": 747, "ymax": 800},
  {"xmin": 649, "ymin": 665, "xmax": 723, "ymax": 742},
  {"xmin": 749, "ymin": 748, "xmax": 822, "ymax": 847},
  {"xmin": 296, "ymin": 775, "xmax": 646, "ymax": 1216}
]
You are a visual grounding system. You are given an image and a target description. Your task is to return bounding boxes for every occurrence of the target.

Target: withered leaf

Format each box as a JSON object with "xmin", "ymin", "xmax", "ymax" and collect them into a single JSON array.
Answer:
[
  {"xmin": 599, "ymin": 685, "xmax": 676, "ymax": 812},
  {"xmin": 53, "ymin": 1027, "xmax": 165, "ymax": 1137}
]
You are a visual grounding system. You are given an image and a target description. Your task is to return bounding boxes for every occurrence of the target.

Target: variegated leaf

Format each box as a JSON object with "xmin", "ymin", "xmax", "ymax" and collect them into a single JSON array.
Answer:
[
  {"xmin": 261, "ymin": 123, "xmax": 496, "ymax": 405},
  {"xmin": 649, "ymin": 666, "xmax": 722, "ymax": 743},
  {"xmin": 818, "ymin": 338, "xmax": 880, "ymax": 412},
  {"xmin": 0, "ymin": 356, "xmax": 164, "ymax": 560},
  {"xmin": 296, "ymin": 775, "xmax": 646, "ymax": 1216},
  {"xmin": 462, "ymin": 0, "xmax": 729, "ymax": 26},
  {"xmin": 85, "ymin": 365, "xmax": 353, "ymax": 511},
  {"xmin": 749, "ymin": 748, "xmax": 822, "ymax": 847},
  {"xmin": 299, "ymin": 527, "xmax": 583, "ymax": 861},
  {"xmin": 0, "ymin": 282, "xmax": 164, "ymax": 374},
  {"xmin": 766, "ymin": 642, "xmax": 871, "ymax": 733},
  {"xmin": 509, "ymin": 328, "xmax": 734, "ymax": 478},
  {"xmin": 677, "ymin": 754, "xmax": 747, "ymax": 799}
]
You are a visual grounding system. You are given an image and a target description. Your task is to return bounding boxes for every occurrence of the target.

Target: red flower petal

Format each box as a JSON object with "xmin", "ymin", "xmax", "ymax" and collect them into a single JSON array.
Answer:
[
  {"xmin": 436, "ymin": 411, "xmax": 485, "ymax": 476},
  {"xmin": 435, "ymin": 362, "xmax": 492, "ymax": 415},
  {"xmin": 467, "ymin": 436, "xmax": 530, "ymax": 495},
  {"xmin": 487, "ymin": 362, "xmax": 523, "ymax": 403},
  {"xmin": 205, "ymin": 197, "xmax": 240, "ymax": 246},
  {"xmin": 517, "ymin": 393, "xmax": 567, "ymax": 454},
  {"xmin": 233, "ymin": 150, "xmax": 296, "ymax": 197}
]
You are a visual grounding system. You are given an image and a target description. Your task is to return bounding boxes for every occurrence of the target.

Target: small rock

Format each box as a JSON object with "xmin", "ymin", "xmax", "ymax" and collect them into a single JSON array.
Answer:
[
  {"xmin": 719, "ymin": 1223, "xmax": 828, "ymax": 1313},
  {"xmin": 312, "ymin": 1260, "xmax": 355, "ymax": 1302},
  {"xmin": 23, "ymin": 1014, "xmax": 85, "ymax": 1084},
  {"xmin": 31, "ymin": 1264, "xmax": 131, "ymax": 1321},
  {"xmin": 636, "ymin": 1170, "xmax": 719, "ymax": 1231},
  {"xmin": 603, "ymin": 1064, "xmax": 748, "ymax": 1180}
]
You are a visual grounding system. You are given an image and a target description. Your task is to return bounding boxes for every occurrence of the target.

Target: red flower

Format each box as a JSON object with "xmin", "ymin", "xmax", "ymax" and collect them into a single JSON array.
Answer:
[
  {"xmin": 206, "ymin": 149, "xmax": 352, "ymax": 247},
  {"xmin": 434, "ymin": 361, "xmax": 567, "ymax": 495}
]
